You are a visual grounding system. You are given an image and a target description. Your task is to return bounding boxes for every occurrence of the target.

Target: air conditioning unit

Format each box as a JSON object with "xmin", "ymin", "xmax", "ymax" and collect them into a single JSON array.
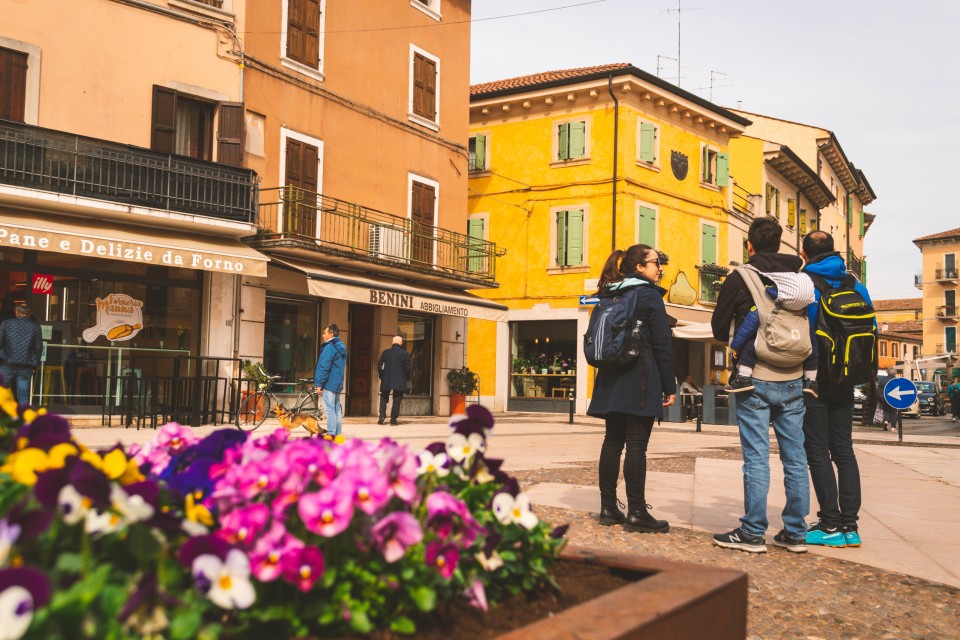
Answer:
[{"xmin": 369, "ymin": 224, "xmax": 408, "ymax": 262}]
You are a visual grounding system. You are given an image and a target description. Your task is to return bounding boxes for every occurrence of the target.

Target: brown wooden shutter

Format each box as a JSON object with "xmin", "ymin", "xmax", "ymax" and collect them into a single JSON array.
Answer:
[
  {"xmin": 217, "ymin": 102, "xmax": 245, "ymax": 166},
  {"xmin": 287, "ymin": 0, "xmax": 304, "ymax": 62},
  {"xmin": 285, "ymin": 138, "xmax": 302, "ymax": 186},
  {"xmin": 411, "ymin": 181, "xmax": 435, "ymax": 264},
  {"xmin": 303, "ymin": 0, "xmax": 321, "ymax": 67},
  {"xmin": 413, "ymin": 53, "xmax": 436, "ymax": 120},
  {"xmin": 151, "ymin": 85, "xmax": 177, "ymax": 154},
  {"xmin": 0, "ymin": 47, "xmax": 28, "ymax": 123},
  {"xmin": 285, "ymin": 138, "xmax": 318, "ymax": 237}
]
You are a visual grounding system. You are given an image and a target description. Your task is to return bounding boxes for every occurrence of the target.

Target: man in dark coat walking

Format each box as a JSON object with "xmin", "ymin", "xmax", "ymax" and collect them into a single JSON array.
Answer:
[
  {"xmin": 0, "ymin": 303, "xmax": 44, "ymax": 405},
  {"xmin": 378, "ymin": 336, "xmax": 412, "ymax": 425}
]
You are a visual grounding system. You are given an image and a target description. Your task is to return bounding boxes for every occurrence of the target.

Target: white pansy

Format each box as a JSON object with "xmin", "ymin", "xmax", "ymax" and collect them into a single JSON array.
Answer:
[
  {"xmin": 192, "ymin": 549, "xmax": 256, "ymax": 610},
  {"xmin": 0, "ymin": 585, "xmax": 33, "ymax": 640},
  {"xmin": 416, "ymin": 450, "xmax": 450, "ymax": 477},
  {"xmin": 57, "ymin": 485, "xmax": 92, "ymax": 525},
  {"xmin": 445, "ymin": 432, "xmax": 485, "ymax": 463},
  {"xmin": 110, "ymin": 485, "xmax": 155, "ymax": 525},
  {"xmin": 490, "ymin": 492, "xmax": 539, "ymax": 529}
]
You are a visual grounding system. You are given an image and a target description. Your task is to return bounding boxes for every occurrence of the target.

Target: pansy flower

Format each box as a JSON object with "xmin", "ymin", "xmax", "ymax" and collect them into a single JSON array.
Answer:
[
  {"xmin": 249, "ymin": 524, "xmax": 303, "ymax": 582},
  {"xmin": 449, "ymin": 404, "xmax": 494, "ymax": 438},
  {"xmin": 0, "ymin": 567, "xmax": 50, "ymax": 640},
  {"xmin": 463, "ymin": 577, "xmax": 488, "ymax": 611},
  {"xmin": 0, "ymin": 521, "xmax": 20, "ymax": 569},
  {"xmin": 491, "ymin": 491, "xmax": 539, "ymax": 529},
  {"xmin": 370, "ymin": 512, "xmax": 422, "ymax": 563},
  {"xmin": 218, "ymin": 503, "xmax": 270, "ymax": 548},
  {"xmin": 445, "ymin": 432, "xmax": 485, "ymax": 464},
  {"xmin": 416, "ymin": 449, "xmax": 450, "ymax": 477},
  {"xmin": 280, "ymin": 546, "xmax": 324, "ymax": 592},
  {"xmin": 299, "ymin": 485, "xmax": 354, "ymax": 537},
  {"xmin": 424, "ymin": 541, "xmax": 459, "ymax": 579},
  {"xmin": 345, "ymin": 464, "xmax": 390, "ymax": 515},
  {"xmin": 192, "ymin": 549, "xmax": 255, "ymax": 610}
]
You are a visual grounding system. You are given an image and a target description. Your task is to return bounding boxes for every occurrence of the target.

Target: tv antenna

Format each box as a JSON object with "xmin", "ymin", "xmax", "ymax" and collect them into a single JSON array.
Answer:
[
  {"xmin": 663, "ymin": 0, "xmax": 700, "ymax": 88},
  {"xmin": 656, "ymin": 54, "xmax": 677, "ymax": 81},
  {"xmin": 696, "ymin": 70, "xmax": 733, "ymax": 103}
]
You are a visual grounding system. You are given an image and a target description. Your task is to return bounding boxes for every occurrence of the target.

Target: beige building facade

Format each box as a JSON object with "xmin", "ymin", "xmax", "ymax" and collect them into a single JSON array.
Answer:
[{"xmin": 913, "ymin": 227, "xmax": 960, "ymax": 381}]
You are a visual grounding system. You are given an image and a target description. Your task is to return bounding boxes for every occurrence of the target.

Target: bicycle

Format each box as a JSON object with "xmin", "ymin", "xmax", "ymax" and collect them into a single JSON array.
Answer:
[{"xmin": 236, "ymin": 364, "xmax": 324, "ymax": 431}]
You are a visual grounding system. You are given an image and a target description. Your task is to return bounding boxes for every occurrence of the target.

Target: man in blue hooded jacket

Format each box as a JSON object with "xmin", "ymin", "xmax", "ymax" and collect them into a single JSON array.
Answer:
[
  {"xmin": 801, "ymin": 231, "xmax": 873, "ymax": 548},
  {"xmin": 314, "ymin": 324, "xmax": 347, "ymax": 436}
]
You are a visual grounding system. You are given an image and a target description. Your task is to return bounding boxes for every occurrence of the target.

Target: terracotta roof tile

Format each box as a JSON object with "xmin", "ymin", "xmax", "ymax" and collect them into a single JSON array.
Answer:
[
  {"xmin": 872, "ymin": 298, "xmax": 922, "ymax": 311},
  {"xmin": 471, "ymin": 63, "xmax": 632, "ymax": 96},
  {"xmin": 914, "ymin": 227, "xmax": 960, "ymax": 243},
  {"xmin": 880, "ymin": 320, "xmax": 923, "ymax": 334}
]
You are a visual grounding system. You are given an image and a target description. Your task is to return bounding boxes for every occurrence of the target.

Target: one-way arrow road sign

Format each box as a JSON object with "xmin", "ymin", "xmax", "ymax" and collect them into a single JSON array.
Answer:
[{"xmin": 883, "ymin": 377, "xmax": 918, "ymax": 410}]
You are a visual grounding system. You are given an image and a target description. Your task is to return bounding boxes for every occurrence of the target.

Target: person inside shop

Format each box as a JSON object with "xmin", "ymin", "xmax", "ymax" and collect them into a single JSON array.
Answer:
[
  {"xmin": 678, "ymin": 374, "xmax": 702, "ymax": 421},
  {"xmin": 276, "ymin": 315, "xmax": 295, "ymax": 381},
  {"xmin": 377, "ymin": 335, "xmax": 412, "ymax": 426},
  {"xmin": 314, "ymin": 324, "xmax": 346, "ymax": 437},
  {"xmin": 588, "ymin": 244, "xmax": 676, "ymax": 535},
  {"xmin": 0, "ymin": 303, "xmax": 44, "ymax": 406}
]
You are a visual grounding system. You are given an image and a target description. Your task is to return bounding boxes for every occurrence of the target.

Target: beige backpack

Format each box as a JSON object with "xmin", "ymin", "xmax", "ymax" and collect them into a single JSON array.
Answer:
[{"xmin": 736, "ymin": 265, "xmax": 812, "ymax": 369}]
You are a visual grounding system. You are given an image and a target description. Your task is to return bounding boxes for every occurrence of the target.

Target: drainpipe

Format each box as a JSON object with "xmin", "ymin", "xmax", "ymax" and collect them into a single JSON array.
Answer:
[{"xmin": 608, "ymin": 75, "xmax": 619, "ymax": 251}]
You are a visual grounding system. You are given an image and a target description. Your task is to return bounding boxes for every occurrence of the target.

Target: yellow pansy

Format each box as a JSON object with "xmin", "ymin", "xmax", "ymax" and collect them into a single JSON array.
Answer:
[
  {"xmin": 101, "ymin": 449, "xmax": 131, "ymax": 480},
  {"xmin": 47, "ymin": 442, "xmax": 79, "ymax": 468},
  {"xmin": 185, "ymin": 493, "xmax": 213, "ymax": 527},
  {"xmin": 118, "ymin": 457, "xmax": 145, "ymax": 485},
  {"xmin": 21, "ymin": 409, "xmax": 38, "ymax": 424},
  {"xmin": 1, "ymin": 448, "xmax": 50, "ymax": 486},
  {"xmin": 1, "ymin": 398, "xmax": 18, "ymax": 419}
]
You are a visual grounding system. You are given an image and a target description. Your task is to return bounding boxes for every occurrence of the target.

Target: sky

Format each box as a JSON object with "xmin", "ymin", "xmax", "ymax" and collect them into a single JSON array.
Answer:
[{"xmin": 470, "ymin": 0, "xmax": 960, "ymax": 300}]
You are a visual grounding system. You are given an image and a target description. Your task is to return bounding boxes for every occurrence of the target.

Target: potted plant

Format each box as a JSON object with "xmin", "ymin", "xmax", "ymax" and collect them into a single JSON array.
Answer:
[
  {"xmin": 240, "ymin": 360, "xmax": 271, "ymax": 420},
  {"xmin": 447, "ymin": 365, "xmax": 478, "ymax": 414}
]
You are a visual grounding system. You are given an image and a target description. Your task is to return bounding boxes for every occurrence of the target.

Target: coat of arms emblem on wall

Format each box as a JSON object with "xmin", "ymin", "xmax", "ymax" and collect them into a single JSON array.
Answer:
[{"xmin": 671, "ymin": 151, "xmax": 689, "ymax": 181}]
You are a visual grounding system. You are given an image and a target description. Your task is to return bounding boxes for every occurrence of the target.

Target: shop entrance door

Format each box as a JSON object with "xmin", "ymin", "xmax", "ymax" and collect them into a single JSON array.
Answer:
[{"xmin": 347, "ymin": 304, "xmax": 374, "ymax": 416}]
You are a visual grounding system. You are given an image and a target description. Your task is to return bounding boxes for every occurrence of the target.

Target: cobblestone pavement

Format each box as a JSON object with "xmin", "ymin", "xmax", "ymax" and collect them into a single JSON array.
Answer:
[{"xmin": 516, "ymin": 464, "xmax": 960, "ymax": 640}]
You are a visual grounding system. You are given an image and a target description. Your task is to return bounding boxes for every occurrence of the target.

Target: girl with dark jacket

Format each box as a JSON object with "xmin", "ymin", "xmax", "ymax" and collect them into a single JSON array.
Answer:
[{"xmin": 588, "ymin": 244, "xmax": 677, "ymax": 533}]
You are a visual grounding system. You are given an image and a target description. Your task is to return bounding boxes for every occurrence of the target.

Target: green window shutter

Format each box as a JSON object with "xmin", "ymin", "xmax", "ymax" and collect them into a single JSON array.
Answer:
[
  {"xmin": 861, "ymin": 259, "xmax": 867, "ymax": 285},
  {"xmin": 467, "ymin": 218, "xmax": 484, "ymax": 272},
  {"xmin": 638, "ymin": 206, "xmax": 656, "ymax": 246},
  {"xmin": 765, "ymin": 183, "xmax": 773, "ymax": 213},
  {"xmin": 556, "ymin": 211, "xmax": 568, "ymax": 265},
  {"xmin": 716, "ymin": 151, "xmax": 729, "ymax": 187},
  {"xmin": 742, "ymin": 239, "xmax": 749, "ymax": 264},
  {"xmin": 639, "ymin": 122, "xmax": 656, "ymax": 163},
  {"xmin": 787, "ymin": 199, "xmax": 796, "ymax": 227},
  {"xmin": 558, "ymin": 123, "xmax": 570, "ymax": 161},
  {"xmin": 775, "ymin": 188, "xmax": 780, "ymax": 216},
  {"xmin": 858, "ymin": 207, "xmax": 865, "ymax": 237},
  {"xmin": 474, "ymin": 134, "xmax": 486, "ymax": 170},
  {"xmin": 701, "ymin": 225, "xmax": 717, "ymax": 265},
  {"xmin": 702, "ymin": 145, "xmax": 710, "ymax": 181},
  {"xmin": 569, "ymin": 121, "xmax": 586, "ymax": 158},
  {"xmin": 567, "ymin": 209, "xmax": 584, "ymax": 265},
  {"xmin": 847, "ymin": 195, "xmax": 854, "ymax": 225}
]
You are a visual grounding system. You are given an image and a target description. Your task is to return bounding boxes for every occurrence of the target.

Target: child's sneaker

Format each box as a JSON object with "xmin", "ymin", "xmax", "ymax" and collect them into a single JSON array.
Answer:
[
  {"xmin": 842, "ymin": 529, "xmax": 862, "ymax": 547},
  {"xmin": 802, "ymin": 379, "xmax": 819, "ymax": 398},
  {"xmin": 805, "ymin": 521, "xmax": 846, "ymax": 547},
  {"xmin": 773, "ymin": 530, "xmax": 808, "ymax": 553},
  {"xmin": 725, "ymin": 373, "xmax": 754, "ymax": 394}
]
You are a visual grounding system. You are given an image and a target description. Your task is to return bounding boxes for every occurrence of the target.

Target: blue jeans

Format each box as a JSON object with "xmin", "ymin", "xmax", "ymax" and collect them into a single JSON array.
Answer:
[
  {"xmin": 321, "ymin": 389, "xmax": 343, "ymax": 436},
  {"xmin": 735, "ymin": 378, "xmax": 809, "ymax": 538},
  {"xmin": 0, "ymin": 364, "xmax": 33, "ymax": 406}
]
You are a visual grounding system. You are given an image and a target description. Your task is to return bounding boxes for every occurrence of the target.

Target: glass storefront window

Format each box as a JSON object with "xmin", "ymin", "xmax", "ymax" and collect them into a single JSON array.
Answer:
[
  {"xmin": 398, "ymin": 313, "xmax": 433, "ymax": 396},
  {"xmin": 264, "ymin": 296, "xmax": 320, "ymax": 383},
  {"xmin": 510, "ymin": 320, "xmax": 577, "ymax": 399}
]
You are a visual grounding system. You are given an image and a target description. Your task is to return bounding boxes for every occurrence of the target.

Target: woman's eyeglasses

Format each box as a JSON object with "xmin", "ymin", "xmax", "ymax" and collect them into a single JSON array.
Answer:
[{"xmin": 644, "ymin": 259, "xmax": 661, "ymax": 267}]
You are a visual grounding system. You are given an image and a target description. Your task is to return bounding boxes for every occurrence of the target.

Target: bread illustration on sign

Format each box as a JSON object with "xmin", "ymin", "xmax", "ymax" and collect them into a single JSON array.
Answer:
[{"xmin": 82, "ymin": 293, "xmax": 146, "ymax": 343}]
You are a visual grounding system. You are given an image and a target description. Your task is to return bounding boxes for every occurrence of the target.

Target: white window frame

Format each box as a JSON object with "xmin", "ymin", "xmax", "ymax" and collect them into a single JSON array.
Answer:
[
  {"xmin": 551, "ymin": 117, "xmax": 591, "ymax": 166},
  {"xmin": 700, "ymin": 142, "xmax": 719, "ymax": 188},
  {"xmin": 0, "ymin": 36, "xmax": 41, "ymax": 125},
  {"xmin": 408, "ymin": 172, "xmax": 440, "ymax": 265},
  {"xmin": 635, "ymin": 118, "xmax": 660, "ymax": 169},
  {"xmin": 468, "ymin": 131, "xmax": 490, "ymax": 173},
  {"xmin": 547, "ymin": 204, "xmax": 590, "ymax": 273},
  {"xmin": 278, "ymin": 127, "xmax": 324, "ymax": 237},
  {"xmin": 280, "ymin": 0, "xmax": 326, "ymax": 82},
  {"xmin": 169, "ymin": 0, "xmax": 235, "ymax": 20},
  {"xmin": 408, "ymin": 44, "xmax": 440, "ymax": 131},
  {"xmin": 635, "ymin": 201, "xmax": 659, "ymax": 247},
  {"xmin": 410, "ymin": 0, "xmax": 441, "ymax": 20}
]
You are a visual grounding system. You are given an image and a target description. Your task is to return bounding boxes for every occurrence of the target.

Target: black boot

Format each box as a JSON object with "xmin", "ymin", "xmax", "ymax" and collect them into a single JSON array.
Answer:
[
  {"xmin": 599, "ymin": 499, "xmax": 626, "ymax": 526},
  {"xmin": 623, "ymin": 504, "xmax": 669, "ymax": 533}
]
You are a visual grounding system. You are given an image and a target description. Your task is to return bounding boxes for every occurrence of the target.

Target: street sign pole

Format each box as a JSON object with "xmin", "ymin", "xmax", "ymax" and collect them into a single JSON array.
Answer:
[{"xmin": 897, "ymin": 409, "xmax": 903, "ymax": 443}]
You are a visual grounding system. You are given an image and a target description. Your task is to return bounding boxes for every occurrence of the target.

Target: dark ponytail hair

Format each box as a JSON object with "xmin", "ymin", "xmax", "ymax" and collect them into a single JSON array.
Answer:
[{"xmin": 596, "ymin": 244, "xmax": 655, "ymax": 292}]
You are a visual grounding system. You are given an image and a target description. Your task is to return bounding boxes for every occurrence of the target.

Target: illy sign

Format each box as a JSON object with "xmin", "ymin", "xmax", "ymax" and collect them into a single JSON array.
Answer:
[{"xmin": 32, "ymin": 273, "xmax": 53, "ymax": 295}]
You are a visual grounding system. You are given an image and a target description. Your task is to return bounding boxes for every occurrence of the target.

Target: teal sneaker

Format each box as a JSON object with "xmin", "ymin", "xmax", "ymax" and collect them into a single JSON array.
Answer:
[
  {"xmin": 843, "ymin": 530, "xmax": 862, "ymax": 547},
  {"xmin": 805, "ymin": 522, "xmax": 846, "ymax": 547}
]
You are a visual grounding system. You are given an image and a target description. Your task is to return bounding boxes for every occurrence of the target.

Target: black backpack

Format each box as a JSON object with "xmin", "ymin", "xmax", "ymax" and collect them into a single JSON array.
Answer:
[
  {"xmin": 809, "ymin": 273, "xmax": 878, "ymax": 385},
  {"xmin": 583, "ymin": 285, "xmax": 647, "ymax": 369}
]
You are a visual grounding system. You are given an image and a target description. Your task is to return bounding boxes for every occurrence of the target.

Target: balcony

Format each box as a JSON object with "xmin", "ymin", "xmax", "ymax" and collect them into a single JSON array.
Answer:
[
  {"xmin": 914, "ymin": 273, "xmax": 923, "ymax": 289},
  {"xmin": 730, "ymin": 182, "xmax": 760, "ymax": 222},
  {"xmin": 936, "ymin": 305, "xmax": 959, "ymax": 320},
  {"xmin": 845, "ymin": 251, "xmax": 864, "ymax": 283},
  {"xmin": 0, "ymin": 119, "xmax": 257, "ymax": 224},
  {"xmin": 935, "ymin": 267, "xmax": 959, "ymax": 283},
  {"xmin": 250, "ymin": 186, "xmax": 502, "ymax": 287},
  {"xmin": 697, "ymin": 263, "xmax": 728, "ymax": 305}
]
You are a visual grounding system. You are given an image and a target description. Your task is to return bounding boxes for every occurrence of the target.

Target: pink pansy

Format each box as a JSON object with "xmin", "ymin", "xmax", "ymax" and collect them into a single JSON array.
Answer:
[
  {"xmin": 464, "ymin": 577, "xmax": 488, "ymax": 611},
  {"xmin": 217, "ymin": 504, "xmax": 270, "ymax": 548},
  {"xmin": 384, "ymin": 452, "xmax": 419, "ymax": 504},
  {"xmin": 299, "ymin": 485, "xmax": 354, "ymax": 537},
  {"xmin": 346, "ymin": 464, "xmax": 391, "ymax": 515},
  {"xmin": 280, "ymin": 545, "xmax": 325, "ymax": 592},
  {"xmin": 425, "ymin": 541, "xmax": 459, "ymax": 580},
  {"xmin": 156, "ymin": 422, "xmax": 199, "ymax": 452},
  {"xmin": 233, "ymin": 459, "xmax": 283, "ymax": 499},
  {"xmin": 370, "ymin": 512, "xmax": 423, "ymax": 563},
  {"xmin": 426, "ymin": 491, "xmax": 467, "ymax": 519},
  {"xmin": 249, "ymin": 524, "xmax": 303, "ymax": 582}
]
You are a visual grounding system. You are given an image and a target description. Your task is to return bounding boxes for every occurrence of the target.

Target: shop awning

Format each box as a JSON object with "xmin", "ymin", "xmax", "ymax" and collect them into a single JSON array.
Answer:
[
  {"xmin": 672, "ymin": 321, "xmax": 724, "ymax": 345},
  {"xmin": 273, "ymin": 258, "xmax": 509, "ymax": 322},
  {"xmin": 0, "ymin": 212, "xmax": 269, "ymax": 277}
]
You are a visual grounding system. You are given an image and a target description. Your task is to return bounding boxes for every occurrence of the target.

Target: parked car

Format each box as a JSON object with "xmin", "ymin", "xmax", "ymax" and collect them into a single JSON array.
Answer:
[
  {"xmin": 916, "ymin": 381, "xmax": 947, "ymax": 416},
  {"xmin": 875, "ymin": 375, "xmax": 921, "ymax": 420}
]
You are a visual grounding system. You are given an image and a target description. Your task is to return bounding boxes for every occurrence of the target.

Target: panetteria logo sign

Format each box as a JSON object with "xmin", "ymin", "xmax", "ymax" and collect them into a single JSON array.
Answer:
[
  {"xmin": 32, "ymin": 273, "xmax": 54, "ymax": 295},
  {"xmin": 82, "ymin": 294, "xmax": 144, "ymax": 343}
]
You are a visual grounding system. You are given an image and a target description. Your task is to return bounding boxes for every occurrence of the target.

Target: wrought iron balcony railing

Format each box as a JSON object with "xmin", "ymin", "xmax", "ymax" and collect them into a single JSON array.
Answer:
[
  {"xmin": 256, "ymin": 186, "xmax": 501, "ymax": 284},
  {"xmin": 731, "ymin": 182, "xmax": 759, "ymax": 218},
  {"xmin": 935, "ymin": 267, "xmax": 959, "ymax": 282},
  {"xmin": 0, "ymin": 119, "xmax": 257, "ymax": 223},
  {"xmin": 845, "ymin": 251, "xmax": 864, "ymax": 283},
  {"xmin": 936, "ymin": 305, "xmax": 959, "ymax": 319},
  {"xmin": 914, "ymin": 273, "xmax": 923, "ymax": 289}
]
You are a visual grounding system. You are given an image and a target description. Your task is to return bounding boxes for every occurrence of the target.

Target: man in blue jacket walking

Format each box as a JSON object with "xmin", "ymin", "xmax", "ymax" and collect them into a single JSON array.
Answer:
[
  {"xmin": 314, "ymin": 324, "xmax": 347, "ymax": 436},
  {"xmin": 801, "ymin": 231, "xmax": 873, "ymax": 548}
]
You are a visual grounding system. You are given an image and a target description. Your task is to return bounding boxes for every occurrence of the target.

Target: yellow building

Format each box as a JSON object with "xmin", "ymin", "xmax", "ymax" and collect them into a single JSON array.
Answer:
[
  {"xmin": 730, "ymin": 111, "xmax": 877, "ymax": 282},
  {"xmin": 913, "ymin": 227, "xmax": 960, "ymax": 381},
  {"xmin": 467, "ymin": 63, "xmax": 750, "ymax": 413}
]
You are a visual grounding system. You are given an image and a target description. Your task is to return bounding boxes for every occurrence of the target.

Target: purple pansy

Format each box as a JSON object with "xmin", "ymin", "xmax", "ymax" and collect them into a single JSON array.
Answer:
[{"xmin": 424, "ymin": 541, "xmax": 459, "ymax": 579}]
